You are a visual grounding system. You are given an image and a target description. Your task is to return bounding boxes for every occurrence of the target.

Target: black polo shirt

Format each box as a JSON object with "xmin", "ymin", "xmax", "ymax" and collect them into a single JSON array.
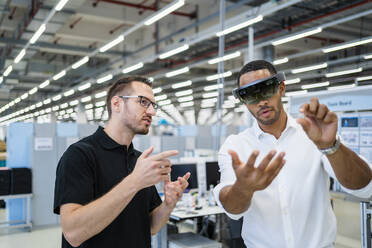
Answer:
[{"xmin": 54, "ymin": 126, "xmax": 162, "ymax": 248}]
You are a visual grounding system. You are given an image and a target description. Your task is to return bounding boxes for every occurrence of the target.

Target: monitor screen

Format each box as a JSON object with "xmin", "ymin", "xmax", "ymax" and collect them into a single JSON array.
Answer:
[
  {"xmin": 206, "ymin": 161, "xmax": 220, "ymax": 190},
  {"xmin": 170, "ymin": 163, "xmax": 198, "ymax": 189},
  {"xmin": 341, "ymin": 117, "xmax": 358, "ymax": 127}
]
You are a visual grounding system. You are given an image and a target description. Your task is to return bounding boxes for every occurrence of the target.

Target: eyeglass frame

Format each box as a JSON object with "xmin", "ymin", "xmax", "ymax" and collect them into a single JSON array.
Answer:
[{"xmin": 118, "ymin": 95, "xmax": 159, "ymax": 110}]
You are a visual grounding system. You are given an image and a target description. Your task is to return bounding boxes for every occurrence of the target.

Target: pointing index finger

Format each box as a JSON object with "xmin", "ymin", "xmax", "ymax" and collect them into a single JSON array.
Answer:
[{"xmin": 151, "ymin": 150, "xmax": 179, "ymax": 161}]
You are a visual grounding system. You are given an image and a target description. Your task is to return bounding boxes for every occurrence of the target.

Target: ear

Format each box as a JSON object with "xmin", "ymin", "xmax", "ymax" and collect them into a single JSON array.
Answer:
[
  {"xmin": 279, "ymin": 82, "xmax": 286, "ymax": 97},
  {"xmin": 111, "ymin": 96, "xmax": 122, "ymax": 115}
]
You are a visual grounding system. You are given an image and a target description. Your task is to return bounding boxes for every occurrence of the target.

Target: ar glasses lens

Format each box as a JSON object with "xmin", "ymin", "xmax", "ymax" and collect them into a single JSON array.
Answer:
[{"xmin": 238, "ymin": 78, "xmax": 279, "ymax": 104}]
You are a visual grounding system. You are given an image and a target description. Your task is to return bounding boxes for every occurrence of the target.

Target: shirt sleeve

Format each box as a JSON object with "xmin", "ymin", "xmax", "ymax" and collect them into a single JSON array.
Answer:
[
  {"xmin": 213, "ymin": 136, "xmax": 245, "ymax": 220},
  {"xmin": 149, "ymin": 186, "xmax": 162, "ymax": 213},
  {"xmin": 54, "ymin": 144, "xmax": 95, "ymax": 214},
  {"xmin": 322, "ymin": 152, "xmax": 372, "ymax": 199}
]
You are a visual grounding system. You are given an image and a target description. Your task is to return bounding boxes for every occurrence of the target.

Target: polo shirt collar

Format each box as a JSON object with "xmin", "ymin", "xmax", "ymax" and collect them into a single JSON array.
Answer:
[
  {"xmin": 95, "ymin": 126, "xmax": 134, "ymax": 153},
  {"xmin": 253, "ymin": 113, "xmax": 297, "ymax": 139}
]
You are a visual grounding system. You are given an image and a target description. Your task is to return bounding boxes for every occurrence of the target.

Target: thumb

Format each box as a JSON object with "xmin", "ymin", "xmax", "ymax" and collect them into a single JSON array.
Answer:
[
  {"xmin": 228, "ymin": 150, "xmax": 242, "ymax": 171},
  {"xmin": 139, "ymin": 146, "xmax": 154, "ymax": 159}
]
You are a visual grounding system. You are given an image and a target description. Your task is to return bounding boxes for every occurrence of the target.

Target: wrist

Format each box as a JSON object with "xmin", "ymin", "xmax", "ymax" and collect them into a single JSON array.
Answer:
[
  {"xmin": 232, "ymin": 181, "xmax": 254, "ymax": 198},
  {"xmin": 126, "ymin": 173, "xmax": 143, "ymax": 192},
  {"xmin": 318, "ymin": 135, "xmax": 341, "ymax": 155}
]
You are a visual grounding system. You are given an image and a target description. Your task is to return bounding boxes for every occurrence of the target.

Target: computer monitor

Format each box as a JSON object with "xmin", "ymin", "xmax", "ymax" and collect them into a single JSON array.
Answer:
[
  {"xmin": 171, "ymin": 163, "xmax": 198, "ymax": 190},
  {"xmin": 206, "ymin": 162, "xmax": 220, "ymax": 190}
]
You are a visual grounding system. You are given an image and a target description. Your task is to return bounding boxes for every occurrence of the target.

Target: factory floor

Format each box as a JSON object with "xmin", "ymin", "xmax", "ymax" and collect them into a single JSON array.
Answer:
[{"xmin": 0, "ymin": 195, "xmax": 366, "ymax": 248}]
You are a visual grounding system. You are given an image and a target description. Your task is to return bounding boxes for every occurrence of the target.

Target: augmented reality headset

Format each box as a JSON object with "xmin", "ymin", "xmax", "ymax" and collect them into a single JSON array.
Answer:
[{"xmin": 232, "ymin": 72, "xmax": 285, "ymax": 104}]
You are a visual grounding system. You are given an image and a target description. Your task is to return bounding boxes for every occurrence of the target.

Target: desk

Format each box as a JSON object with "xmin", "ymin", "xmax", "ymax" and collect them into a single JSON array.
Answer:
[
  {"xmin": 154, "ymin": 197, "xmax": 224, "ymax": 248},
  {"xmin": 0, "ymin": 194, "xmax": 32, "ymax": 231}
]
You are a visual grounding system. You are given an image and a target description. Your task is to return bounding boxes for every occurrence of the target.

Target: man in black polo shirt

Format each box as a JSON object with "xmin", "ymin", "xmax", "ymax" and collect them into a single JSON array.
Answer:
[{"xmin": 54, "ymin": 76, "xmax": 190, "ymax": 247}]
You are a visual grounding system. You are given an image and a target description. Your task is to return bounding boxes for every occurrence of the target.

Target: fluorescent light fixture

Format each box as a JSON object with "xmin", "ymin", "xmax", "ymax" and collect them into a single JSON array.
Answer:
[
  {"xmin": 204, "ymin": 84, "xmax": 223, "ymax": 91},
  {"xmin": 36, "ymin": 102, "xmax": 43, "ymax": 108},
  {"xmin": 99, "ymin": 35, "xmax": 124, "ymax": 53},
  {"xmin": 39, "ymin": 80, "xmax": 50, "ymax": 88},
  {"xmin": 15, "ymin": 97, "xmax": 21, "ymax": 103},
  {"xmin": 323, "ymin": 38, "xmax": 372, "ymax": 53},
  {"xmin": 78, "ymin": 82, "xmax": 91, "ymax": 91},
  {"xmin": 208, "ymin": 51, "xmax": 241, "ymax": 64},
  {"xmin": 60, "ymin": 103, "xmax": 68, "ymax": 109},
  {"xmin": 165, "ymin": 67, "xmax": 189, "ymax": 78},
  {"xmin": 85, "ymin": 104, "xmax": 93, "ymax": 109},
  {"xmin": 95, "ymin": 91, "xmax": 107, "ymax": 98},
  {"xmin": 206, "ymin": 71, "xmax": 232, "ymax": 81},
  {"xmin": 158, "ymin": 99, "xmax": 172, "ymax": 106},
  {"xmin": 29, "ymin": 87, "xmax": 38, "ymax": 95},
  {"xmin": 14, "ymin": 49, "xmax": 26, "ymax": 64},
  {"xmin": 172, "ymin": 80, "xmax": 192, "ymax": 89},
  {"xmin": 301, "ymin": 81, "xmax": 330, "ymax": 89},
  {"xmin": 72, "ymin": 56, "xmax": 89, "ymax": 69},
  {"xmin": 325, "ymin": 67, "xmax": 362, "ymax": 78},
  {"xmin": 285, "ymin": 78, "xmax": 301, "ymax": 85},
  {"xmin": 122, "ymin": 62, "xmax": 144, "ymax": 74},
  {"xmin": 216, "ymin": 15, "xmax": 263, "ymax": 37},
  {"xmin": 148, "ymin": 77, "xmax": 154, "ymax": 82},
  {"xmin": 357, "ymin": 75, "xmax": 372, "ymax": 81},
  {"xmin": 203, "ymin": 92, "xmax": 219, "ymax": 98},
  {"xmin": 155, "ymin": 94, "xmax": 167, "ymax": 101},
  {"xmin": 64, "ymin": 89, "xmax": 75, "ymax": 97},
  {"xmin": 285, "ymin": 90, "xmax": 308, "ymax": 96},
  {"xmin": 52, "ymin": 94, "xmax": 62, "ymax": 101},
  {"xmin": 144, "ymin": 0, "xmax": 185, "ymax": 26},
  {"xmin": 30, "ymin": 24, "xmax": 46, "ymax": 44},
  {"xmin": 70, "ymin": 100, "xmax": 79, "ymax": 106},
  {"xmin": 3, "ymin": 65, "xmax": 13, "ymax": 77},
  {"xmin": 66, "ymin": 109, "xmax": 74, "ymax": 114},
  {"xmin": 273, "ymin": 57, "xmax": 289, "ymax": 65},
  {"xmin": 153, "ymin": 87, "xmax": 162, "ymax": 94},
  {"xmin": 272, "ymin": 27, "xmax": 322, "ymax": 46},
  {"xmin": 55, "ymin": 0, "xmax": 70, "ymax": 11},
  {"xmin": 291, "ymin": 63, "xmax": 327, "ymax": 74},
  {"xmin": 364, "ymin": 54, "xmax": 372, "ymax": 60},
  {"xmin": 95, "ymin": 101, "xmax": 106, "ymax": 107},
  {"xmin": 81, "ymin": 96, "xmax": 92, "ymax": 103},
  {"xmin": 178, "ymin": 96, "xmax": 193, "ymax": 102},
  {"xmin": 0, "ymin": 76, "xmax": 3, "ymax": 84},
  {"xmin": 175, "ymin": 89, "xmax": 192, "ymax": 97},
  {"xmin": 159, "ymin": 44, "xmax": 189, "ymax": 59},
  {"xmin": 29, "ymin": 104, "xmax": 35, "ymax": 110},
  {"xmin": 21, "ymin": 93, "xmax": 28, "ymax": 100},
  {"xmin": 97, "ymin": 74, "xmax": 113, "ymax": 84},
  {"xmin": 43, "ymin": 99, "xmax": 51, "ymax": 105},
  {"xmin": 45, "ymin": 108, "xmax": 51, "ymax": 113},
  {"xmin": 180, "ymin": 101, "xmax": 194, "ymax": 107},
  {"xmin": 52, "ymin": 106, "xmax": 59, "ymax": 111},
  {"xmin": 328, "ymin": 84, "xmax": 356, "ymax": 91},
  {"xmin": 53, "ymin": 70, "xmax": 66, "ymax": 80}
]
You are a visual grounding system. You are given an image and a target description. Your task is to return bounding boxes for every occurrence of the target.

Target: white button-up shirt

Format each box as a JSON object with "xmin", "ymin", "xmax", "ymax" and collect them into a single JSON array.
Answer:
[{"xmin": 213, "ymin": 114, "xmax": 372, "ymax": 248}]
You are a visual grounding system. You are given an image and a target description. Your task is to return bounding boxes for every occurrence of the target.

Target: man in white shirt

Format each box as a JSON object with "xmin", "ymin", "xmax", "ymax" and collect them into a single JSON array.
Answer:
[{"xmin": 213, "ymin": 60, "xmax": 372, "ymax": 248}]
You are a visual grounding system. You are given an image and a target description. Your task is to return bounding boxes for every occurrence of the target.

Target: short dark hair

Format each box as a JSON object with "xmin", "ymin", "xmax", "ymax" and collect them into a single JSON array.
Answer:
[
  {"xmin": 106, "ymin": 76, "xmax": 152, "ymax": 117},
  {"xmin": 237, "ymin": 60, "xmax": 277, "ymax": 87}
]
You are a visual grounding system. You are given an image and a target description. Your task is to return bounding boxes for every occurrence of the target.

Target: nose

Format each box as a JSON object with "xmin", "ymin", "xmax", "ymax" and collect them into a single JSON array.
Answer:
[{"xmin": 146, "ymin": 104, "xmax": 156, "ymax": 116}]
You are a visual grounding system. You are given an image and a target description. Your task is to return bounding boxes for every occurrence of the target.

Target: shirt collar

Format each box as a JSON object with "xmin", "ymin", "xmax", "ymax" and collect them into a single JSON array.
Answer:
[
  {"xmin": 253, "ymin": 113, "xmax": 297, "ymax": 139},
  {"xmin": 94, "ymin": 126, "xmax": 134, "ymax": 153}
]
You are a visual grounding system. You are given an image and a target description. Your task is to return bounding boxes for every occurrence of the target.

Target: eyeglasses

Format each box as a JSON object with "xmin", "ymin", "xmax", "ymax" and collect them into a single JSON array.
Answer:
[
  {"xmin": 119, "ymin": 95, "xmax": 158, "ymax": 110},
  {"xmin": 232, "ymin": 72, "xmax": 285, "ymax": 104}
]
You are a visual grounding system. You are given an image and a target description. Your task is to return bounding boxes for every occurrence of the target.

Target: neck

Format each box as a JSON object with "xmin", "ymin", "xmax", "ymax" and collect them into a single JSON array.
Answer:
[
  {"xmin": 104, "ymin": 118, "xmax": 134, "ymax": 148},
  {"xmin": 258, "ymin": 110, "xmax": 287, "ymax": 139}
]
